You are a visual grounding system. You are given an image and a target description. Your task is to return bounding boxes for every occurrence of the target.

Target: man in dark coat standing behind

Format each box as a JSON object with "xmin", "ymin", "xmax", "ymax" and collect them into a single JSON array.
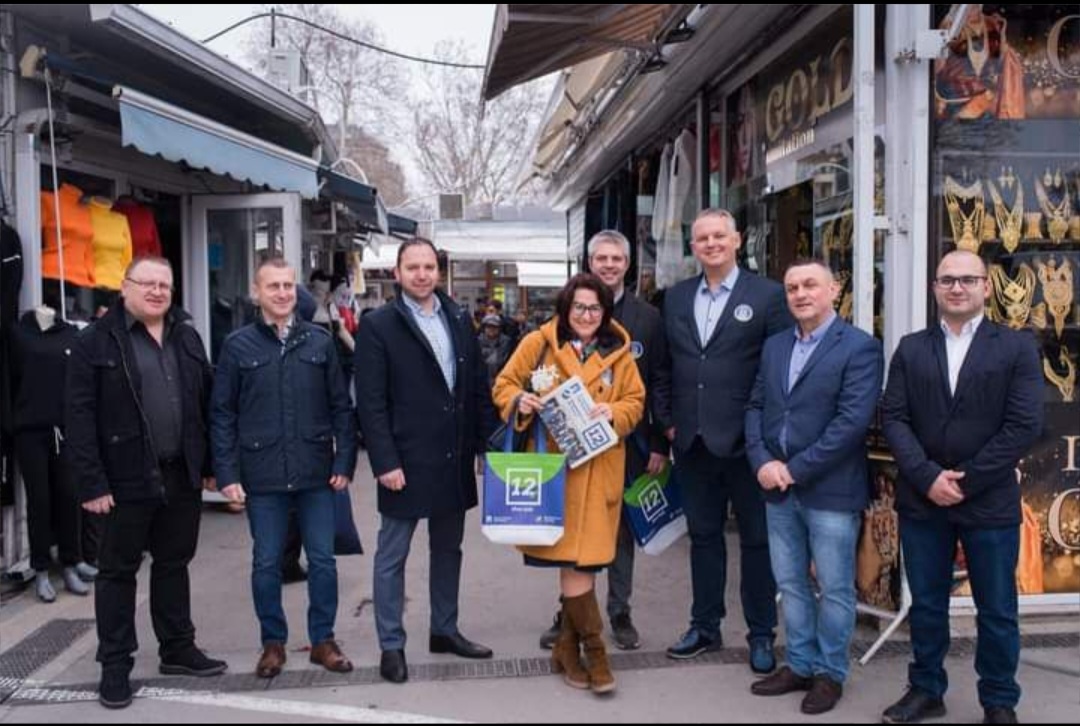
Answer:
[{"xmin": 355, "ymin": 239, "xmax": 496, "ymax": 684}]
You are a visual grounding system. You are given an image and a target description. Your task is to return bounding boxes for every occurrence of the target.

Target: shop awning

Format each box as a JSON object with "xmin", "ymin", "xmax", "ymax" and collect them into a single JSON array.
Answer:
[
  {"xmin": 318, "ymin": 168, "xmax": 388, "ymax": 234},
  {"xmin": 388, "ymin": 213, "xmax": 418, "ymax": 239},
  {"xmin": 114, "ymin": 86, "xmax": 320, "ymax": 198},
  {"xmin": 483, "ymin": 4, "xmax": 694, "ymax": 100},
  {"xmin": 528, "ymin": 51, "xmax": 628, "ymax": 182},
  {"xmin": 516, "ymin": 261, "xmax": 569, "ymax": 288}
]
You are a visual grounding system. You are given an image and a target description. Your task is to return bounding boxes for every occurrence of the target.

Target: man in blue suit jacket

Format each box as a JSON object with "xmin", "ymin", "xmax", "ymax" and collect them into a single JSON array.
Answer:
[
  {"xmin": 745, "ymin": 260, "xmax": 883, "ymax": 715},
  {"xmin": 881, "ymin": 251, "xmax": 1042, "ymax": 726},
  {"xmin": 657, "ymin": 209, "xmax": 792, "ymax": 672},
  {"xmin": 355, "ymin": 240, "xmax": 496, "ymax": 685}
]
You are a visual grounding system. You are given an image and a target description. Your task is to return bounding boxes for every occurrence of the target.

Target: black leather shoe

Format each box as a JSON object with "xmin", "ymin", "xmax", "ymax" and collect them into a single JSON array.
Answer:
[
  {"xmin": 539, "ymin": 611, "xmax": 561, "ymax": 650},
  {"xmin": 983, "ymin": 707, "xmax": 1017, "ymax": 724},
  {"xmin": 160, "ymin": 647, "xmax": 228, "ymax": 677},
  {"xmin": 281, "ymin": 560, "xmax": 308, "ymax": 584},
  {"xmin": 380, "ymin": 649, "xmax": 408, "ymax": 684},
  {"xmin": 98, "ymin": 670, "xmax": 132, "ymax": 709},
  {"xmin": 666, "ymin": 629, "xmax": 721, "ymax": 660},
  {"xmin": 430, "ymin": 633, "xmax": 493, "ymax": 659},
  {"xmin": 882, "ymin": 689, "xmax": 947, "ymax": 723}
]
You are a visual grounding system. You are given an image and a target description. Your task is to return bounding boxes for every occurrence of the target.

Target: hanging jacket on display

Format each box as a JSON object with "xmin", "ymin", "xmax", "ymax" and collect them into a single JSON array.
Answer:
[
  {"xmin": 1, "ymin": 222, "xmax": 23, "ymax": 505},
  {"xmin": 41, "ymin": 183, "xmax": 96, "ymax": 288},
  {"xmin": 10, "ymin": 311, "xmax": 79, "ymax": 432},
  {"xmin": 88, "ymin": 198, "xmax": 133, "ymax": 290},
  {"xmin": 112, "ymin": 197, "xmax": 162, "ymax": 258}
]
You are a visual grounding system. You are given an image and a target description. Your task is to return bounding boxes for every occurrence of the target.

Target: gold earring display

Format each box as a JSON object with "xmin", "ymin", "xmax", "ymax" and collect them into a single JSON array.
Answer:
[
  {"xmin": 982, "ymin": 212, "xmax": 997, "ymax": 242},
  {"xmin": 1053, "ymin": 167, "xmax": 1063, "ymax": 189},
  {"xmin": 1043, "ymin": 346, "xmax": 1076, "ymax": 403},
  {"xmin": 1038, "ymin": 257, "xmax": 1074, "ymax": 339},
  {"xmin": 1035, "ymin": 177, "xmax": 1072, "ymax": 244},
  {"xmin": 944, "ymin": 176, "xmax": 985, "ymax": 253},
  {"xmin": 988, "ymin": 263, "xmax": 1037, "ymax": 330},
  {"xmin": 987, "ymin": 179, "xmax": 1024, "ymax": 253},
  {"xmin": 1044, "ymin": 167, "xmax": 1053, "ymax": 188}
]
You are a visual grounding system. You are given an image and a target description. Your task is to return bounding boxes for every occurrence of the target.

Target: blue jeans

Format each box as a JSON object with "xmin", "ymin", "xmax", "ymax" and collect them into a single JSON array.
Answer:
[
  {"xmin": 900, "ymin": 516, "xmax": 1021, "ymax": 708},
  {"xmin": 677, "ymin": 441, "xmax": 776, "ymax": 642},
  {"xmin": 246, "ymin": 488, "xmax": 338, "ymax": 646},
  {"xmin": 766, "ymin": 495, "xmax": 860, "ymax": 683}
]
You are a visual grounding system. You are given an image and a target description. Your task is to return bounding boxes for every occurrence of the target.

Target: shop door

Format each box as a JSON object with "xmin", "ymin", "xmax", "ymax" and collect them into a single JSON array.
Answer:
[{"xmin": 188, "ymin": 194, "xmax": 302, "ymax": 361}]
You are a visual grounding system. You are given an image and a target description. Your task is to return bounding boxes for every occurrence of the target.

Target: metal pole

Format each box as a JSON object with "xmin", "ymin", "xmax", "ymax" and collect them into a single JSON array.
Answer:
[{"xmin": 852, "ymin": 4, "xmax": 876, "ymax": 336}]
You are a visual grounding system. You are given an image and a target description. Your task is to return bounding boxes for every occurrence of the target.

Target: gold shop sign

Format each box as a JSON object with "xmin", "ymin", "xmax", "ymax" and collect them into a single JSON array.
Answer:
[{"xmin": 764, "ymin": 36, "xmax": 853, "ymax": 151}]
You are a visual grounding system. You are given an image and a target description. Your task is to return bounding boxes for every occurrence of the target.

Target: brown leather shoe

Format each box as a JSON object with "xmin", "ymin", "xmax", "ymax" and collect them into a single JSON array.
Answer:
[
  {"xmin": 801, "ymin": 675, "xmax": 843, "ymax": 715},
  {"xmin": 256, "ymin": 643, "xmax": 286, "ymax": 679},
  {"xmin": 750, "ymin": 666, "xmax": 813, "ymax": 696},
  {"xmin": 310, "ymin": 640, "xmax": 353, "ymax": 673}
]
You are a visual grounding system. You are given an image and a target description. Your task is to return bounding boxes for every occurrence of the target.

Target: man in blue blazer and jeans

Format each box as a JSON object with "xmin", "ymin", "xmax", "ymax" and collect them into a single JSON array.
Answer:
[
  {"xmin": 881, "ymin": 251, "xmax": 1042, "ymax": 725},
  {"xmin": 745, "ymin": 259, "xmax": 884, "ymax": 715},
  {"xmin": 657, "ymin": 208, "xmax": 792, "ymax": 673}
]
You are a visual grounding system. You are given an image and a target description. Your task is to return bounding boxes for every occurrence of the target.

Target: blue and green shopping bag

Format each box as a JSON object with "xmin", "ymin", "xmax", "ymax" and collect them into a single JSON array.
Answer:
[{"xmin": 482, "ymin": 420, "xmax": 566, "ymax": 546}]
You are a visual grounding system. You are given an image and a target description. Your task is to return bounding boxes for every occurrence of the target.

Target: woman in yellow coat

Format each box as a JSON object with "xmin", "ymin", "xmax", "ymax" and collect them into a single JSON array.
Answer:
[{"xmin": 493, "ymin": 274, "xmax": 644, "ymax": 695}]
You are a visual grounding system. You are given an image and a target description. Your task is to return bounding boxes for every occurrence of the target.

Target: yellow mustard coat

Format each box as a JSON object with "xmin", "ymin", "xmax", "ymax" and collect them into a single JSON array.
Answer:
[{"xmin": 492, "ymin": 319, "xmax": 645, "ymax": 567}]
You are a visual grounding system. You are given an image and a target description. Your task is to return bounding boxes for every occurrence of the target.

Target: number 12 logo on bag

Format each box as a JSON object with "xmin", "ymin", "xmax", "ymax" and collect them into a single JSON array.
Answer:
[{"xmin": 506, "ymin": 469, "xmax": 543, "ymax": 507}]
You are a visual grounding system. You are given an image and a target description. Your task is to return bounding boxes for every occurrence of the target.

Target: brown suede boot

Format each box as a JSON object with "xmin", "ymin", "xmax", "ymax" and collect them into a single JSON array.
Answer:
[
  {"xmin": 564, "ymin": 590, "xmax": 615, "ymax": 694},
  {"xmin": 550, "ymin": 598, "xmax": 589, "ymax": 689}
]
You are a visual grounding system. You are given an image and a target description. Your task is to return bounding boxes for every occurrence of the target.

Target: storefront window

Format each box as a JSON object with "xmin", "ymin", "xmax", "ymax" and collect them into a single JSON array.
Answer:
[
  {"xmin": 931, "ymin": 4, "xmax": 1080, "ymax": 596},
  {"xmin": 723, "ymin": 8, "xmax": 886, "ymax": 335}
]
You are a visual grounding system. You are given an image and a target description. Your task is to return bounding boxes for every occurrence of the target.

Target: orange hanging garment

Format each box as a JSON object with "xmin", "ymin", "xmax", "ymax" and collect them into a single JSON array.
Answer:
[{"xmin": 41, "ymin": 184, "xmax": 95, "ymax": 288}]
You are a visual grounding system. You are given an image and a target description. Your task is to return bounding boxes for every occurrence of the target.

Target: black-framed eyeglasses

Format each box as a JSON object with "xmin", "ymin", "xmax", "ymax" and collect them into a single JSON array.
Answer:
[
  {"xmin": 125, "ymin": 277, "xmax": 174, "ymax": 293},
  {"xmin": 933, "ymin": 275, "xmax": 986, "ymax": 289},
  {"xmin": 571, "ymin": 303, "xmax": 604, "ymax": 317}
]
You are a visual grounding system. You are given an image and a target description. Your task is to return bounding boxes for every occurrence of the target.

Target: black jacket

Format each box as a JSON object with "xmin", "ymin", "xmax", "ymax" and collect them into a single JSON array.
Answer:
[
  {"xmin": 10, "ymin": 312, "xmax": 79, "ymax": 432},
  {"xmin": 883, "ymin": 321, "xmax": 1043, "ymax": 527},
  {"xmin": 615, "ymin": 293, "xmax": 671, "ymax": 480},
  {"xmin": 355, "ymin": 290, "xmax": 496, "ymax": 520},
  {"xmin": 658, "ymin": 270, "xmax": 792, "ymax": 457},
  {"xmin": 66, "ymin": 301, "xmax": 213, "ymax": 503},
  {"xmin": 211, "ymin": 319, "xmax": 356, "ymax": 494}
]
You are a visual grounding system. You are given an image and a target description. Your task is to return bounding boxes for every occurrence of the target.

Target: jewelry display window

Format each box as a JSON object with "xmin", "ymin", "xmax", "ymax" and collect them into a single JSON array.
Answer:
[{"xmin": 931, "ymin": 4, "xmax": 1080, "ymax": 596}]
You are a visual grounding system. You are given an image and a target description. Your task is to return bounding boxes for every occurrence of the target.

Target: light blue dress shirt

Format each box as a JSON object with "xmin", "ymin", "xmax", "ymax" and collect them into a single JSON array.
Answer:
[
  {"xmin": 694, "ymin": 267, "xmax": 740, "ymax": 347},
  {"xmin": 402, "ymin": 294, "xmax": 456, "ymax": 392},
  {"xmin": 780, "ymin": 312, "xmax": 837, "ymax": 456}
]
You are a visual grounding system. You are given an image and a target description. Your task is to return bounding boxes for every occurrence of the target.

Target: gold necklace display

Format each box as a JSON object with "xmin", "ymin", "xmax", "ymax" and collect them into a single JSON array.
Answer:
[
  {"xmin": 988, "ymin": 263, "xmax": 1037, "ymax": 330},
  {"xmin": 1038, "ymin": 257, "xmax": 1074, "ymax": 339},
  {"xmin": 944, "ymin": 176, "xmax": 985, "ymax": 253},
  {"xmin": 1024, "ymin": 212, "xmax": 1044, "ymax": 241},
  {"xmin": 986, "ymin": 178, "xmax": 1024, "ymax": 253},
  {"xmin": 1034, "ymin": 177, "xmax": 1072, "ymax": 244},
  {"xmin": 1043, "ymin": 346, "xmax": 1076, "ymax": 403}
]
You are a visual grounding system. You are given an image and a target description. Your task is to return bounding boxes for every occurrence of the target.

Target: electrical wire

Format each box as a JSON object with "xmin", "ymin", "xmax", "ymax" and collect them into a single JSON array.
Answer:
[{"xmin": 201, "ymin": 12, "xmax": 484, "ymax": 70}]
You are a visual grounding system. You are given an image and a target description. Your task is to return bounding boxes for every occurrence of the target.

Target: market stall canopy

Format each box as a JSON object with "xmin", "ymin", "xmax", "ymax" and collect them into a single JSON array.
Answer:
[
  {"xmin": 318, "ymin": 167, "xmax": 388, "ymax": 234},
  {"xmin": 115, "ymin": 85, "xmax": 320, "ymax": 198},
  {"xmin": 483, "ymin": 4, "xmax": 694, "ymax": 100}
]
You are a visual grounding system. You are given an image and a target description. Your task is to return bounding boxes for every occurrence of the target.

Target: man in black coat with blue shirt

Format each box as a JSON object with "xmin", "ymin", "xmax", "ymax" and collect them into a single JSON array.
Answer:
[
  {"xmin": 657, "ymin": 208, "xmax": 792, "ymax": 673},
  {"xmin": 355, "ymin": 239, "xmax": 495, "ymax": 684}
]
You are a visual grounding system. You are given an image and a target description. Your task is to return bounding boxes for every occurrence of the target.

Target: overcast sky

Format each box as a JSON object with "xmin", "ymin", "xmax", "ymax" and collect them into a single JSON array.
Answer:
[{"xmin": 137, "ymin": 4, "xmax": 496, "ymax": 67}]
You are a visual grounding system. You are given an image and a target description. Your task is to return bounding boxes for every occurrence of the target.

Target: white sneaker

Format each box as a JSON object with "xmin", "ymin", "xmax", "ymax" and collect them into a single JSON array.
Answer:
[
  {"xmin": 35, "ymin": 572, "xmax": 57, "ymax": 603},
  {"xmin": 62, "ymin": 567, "xmax": 90, "ymax": 596}
]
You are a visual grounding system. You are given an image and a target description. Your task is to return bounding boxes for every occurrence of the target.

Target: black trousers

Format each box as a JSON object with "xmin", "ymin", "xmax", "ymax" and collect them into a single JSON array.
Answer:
[
  {"xmin": 95, "ymin": 461, "xmax": 201, "ymax": 673},
  {"xmin": 13, "ymin": 429, "xmax": 80, "ymax": 571}
]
